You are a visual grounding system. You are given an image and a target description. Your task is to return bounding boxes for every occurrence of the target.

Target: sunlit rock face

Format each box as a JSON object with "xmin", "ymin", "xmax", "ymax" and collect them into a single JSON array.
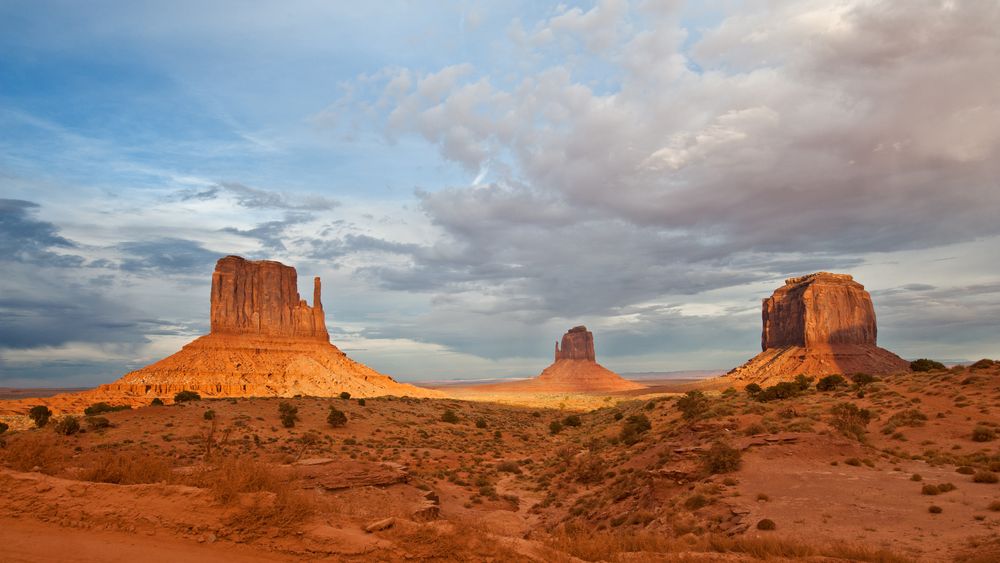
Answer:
[
  {"xmin": 727, "ymin": 272, "xmax": 909, "ymax": 386},
  {"xmin": 95, "ymin": 256, "xmax": 440, "ymax": 402}
]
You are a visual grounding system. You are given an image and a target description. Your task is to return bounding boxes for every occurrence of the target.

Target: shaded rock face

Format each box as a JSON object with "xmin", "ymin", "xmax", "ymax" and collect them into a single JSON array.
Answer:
[
  {"xmin": 761, "ymin": 273, "xmax": 877, "ymax": 350},
  {"xmin": 555, "ymin": 326, "xmax": 596, "ymax": 362},
  {"xmin": 727, "ymin": 272, "xmax": 908, "ymax": 386},
  {"xmin": 210, "ymin": 256, "xmax": 328, "ymax": 340}
]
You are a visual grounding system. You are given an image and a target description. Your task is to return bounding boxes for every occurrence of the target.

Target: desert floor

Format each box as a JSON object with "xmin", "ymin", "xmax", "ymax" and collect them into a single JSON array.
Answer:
[{"xmin": 2, "ymin": 365, "xmax": 1000, "ymax": 561}]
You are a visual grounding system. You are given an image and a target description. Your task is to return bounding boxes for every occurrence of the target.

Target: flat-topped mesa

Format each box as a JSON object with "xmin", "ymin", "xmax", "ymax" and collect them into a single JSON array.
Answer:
[
  {"xmin": 555, "ymin": 326, "xmax": 596, "ymax": 362},
  {"xmin": 761, "ymin": 272, "xmax": 876, "ymax": 350},
  {"xmin": 210, "ymin": 255, "xmax": 328, "ymax": 341}
]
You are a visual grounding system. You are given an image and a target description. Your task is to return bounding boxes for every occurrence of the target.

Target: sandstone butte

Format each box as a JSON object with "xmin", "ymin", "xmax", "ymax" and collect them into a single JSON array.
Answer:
[
  {"xmin": 724, "ymin": 272, "xmax": 910, "ymax": 387},
  {"xmin": 489, "ymin": 326, "xmax": 646, "ymax": 393},
  {"xmin": 5, "ymin": 256, "xmax": 440, "ymax": 414}
]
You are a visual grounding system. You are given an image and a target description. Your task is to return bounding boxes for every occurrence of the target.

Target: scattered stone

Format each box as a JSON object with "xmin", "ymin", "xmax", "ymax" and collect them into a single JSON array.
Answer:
[{"xmin": 364, "ymin": 517, "xmax": 395, "ymax": 533}]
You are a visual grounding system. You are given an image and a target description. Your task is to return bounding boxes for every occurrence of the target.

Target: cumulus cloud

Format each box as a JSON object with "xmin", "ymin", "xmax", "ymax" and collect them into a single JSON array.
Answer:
[{"xmin": 179, "ymin": 182, "xmax": 340, "ymax": 211}]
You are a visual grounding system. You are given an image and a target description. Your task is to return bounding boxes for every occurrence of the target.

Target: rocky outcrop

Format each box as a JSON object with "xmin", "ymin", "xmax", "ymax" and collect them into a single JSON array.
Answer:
[
  {"xmin": 85, "ymin": 256, "xmax": 441, "ymax": 403},
  {"xmin": 726, "ymin": 272, "xmax": 908, "ymax": 386},
  {"xmin": 494, "ymin": 326, "xmax": 644, "ymax": 393},
  {"xmin": 761, "ymin": 273, "xmax": 876, "ymax": 349},
  {"xmin": 210, "ymin": 256, "xmax": 328, "ymax": 340},
  {"xmin": 555, "ymin": 326, "xmax": 596, "ymax": 361}
]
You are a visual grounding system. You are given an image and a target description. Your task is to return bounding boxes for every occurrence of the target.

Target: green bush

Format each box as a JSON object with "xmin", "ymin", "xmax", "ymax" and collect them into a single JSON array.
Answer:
[
  {"xmin": 830, "ymin": 402, "xmax": 873, "ymax": 440},
  {"xmin": 972, "ymin": 426, "xmax": 997, "ymax": 442},
  {"xmin": 744, "ymin": 383, "xmax": 762, "ymax": 397},
  {"xmin": 475, "ymin": 417, "xmax": 487, "ymax": 429},
  {"xmin": 357, "ymin": 398, "xmax": 366, "ymax": 407},
  {"xmin": 756, "ymin": 381, "xmax": 801, "ymax": 402},
  {"xmin": 83, "ymin": 402, "xmax": 131, "ymax": 416},
  {"xmin": 496, "ymin": 460, "xmax": 521, "ymax": 474},
  {"xmin": 441, "ymin": 409, "xmax": 459, "ymax": 424},
  {"xmin": 203, "ymin": 410, "xmax": 215, "ymax": 421},
  {"xmin": 973, "ymin": 471, "xmax": 999, "ymax": 484},
  {"xmin": 793, "ymin": 374, "xmax": 814, "ymax": 391},
  {"xmin": 703, "ymin": 441, "xmax": 742, "ymax": 474},
  {"xmin": 28, "ymin": 405, "xmax": 52, "ymax": 428},
  {"xmin": 756, "ymin": 518, "xmax": 776, "ymax": 530},
  {"xmin": 911, "ymin": 359, "xmax": 946, "ymax": 372},
  {"xmin": 928, "ymin": 505, "xmax": 942, "ymax": 514},
  {"xmin": 677, "ymin": 391, "xmax": 709, "ymax": 419},
  {"xmin": 549, "ymin": 420, "xmax": 564, "ymax": 435},
  {"xmin": 53, "ymin": 415, "xmax": 80, "ymax": 436},
  {"xmin": 849, "ymin": 373, "xmax": 876, "ymax": 387},
  {"xmin": 0, "ymin": 422, "xmax": 8, "ymax": 435},
  {"xmin": 327, "ymin": 406, "xmax": 347, "ymax": 427},
  {"xmin": 151, "ymin": 398, "xmax": 165, "ymax": 406},
  {"xmin": 339, "ymin": 391, "xmax": 351, "ymax": 400},
  {"xmin": 278, "ymin": 402, "xmax": 299, "ymax": 428},
  {"xmin": 85, "ymin": 416, "xmax": 111, "ymax": 429},
  {"xmin": 620, "ymin": 414, "xmax": 651, "ymax": 445},
  {"xmin": 970, "ymin": 359, "xmax": 995, "ymax": 370},
  {"xmin": 563, "ymin": 414, "xmax": 582, "ymax": 427},
  {"xmin": 816, "ymin": 374, "xmax": 847, "ymax": 391},
  {"xmin": 173, "ymin": 390, "xmax": 201, "ymax": 403}
]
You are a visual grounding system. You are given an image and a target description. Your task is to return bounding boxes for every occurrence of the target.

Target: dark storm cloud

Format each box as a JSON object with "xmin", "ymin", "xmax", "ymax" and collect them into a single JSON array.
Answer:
[
  {"xmin": 118, "ymin": 237, "xmax": 220, "ymax": 275},
  {"xmin": 179, "ymin": 182, "xmax": 340, "ymax": 211},
  {"xmin": 220, "ymin": 212, "xmax": 313, "ymax": 251},
  {"xmin": 0, "ymin": 198, "xmax": 83, "ymax": 266}
]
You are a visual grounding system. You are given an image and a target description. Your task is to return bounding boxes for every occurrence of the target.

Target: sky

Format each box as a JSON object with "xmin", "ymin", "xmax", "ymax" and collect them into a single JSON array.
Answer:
[{"xmin": 1, "ymin": 0, "xmax": 998, "ymax": 387}]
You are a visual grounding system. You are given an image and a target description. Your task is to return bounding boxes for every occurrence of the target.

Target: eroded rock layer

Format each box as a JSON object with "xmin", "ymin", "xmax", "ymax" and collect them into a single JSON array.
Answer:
[{"xmin": 726, "ymin": 272, "xmax": 908, "ymax": 386}]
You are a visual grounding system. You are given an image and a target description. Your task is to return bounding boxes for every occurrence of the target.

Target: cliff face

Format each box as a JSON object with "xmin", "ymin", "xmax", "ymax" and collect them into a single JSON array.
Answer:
[
  {"xmin": 555, "ymin": 326, "xmax": 596, "ymax": 361},
  {"xmin": 210, "ymin": 256, "xmax": 328, "ymax": 340},
  {"xmin": 761, "ymin": 273, "xmax": 877, "ymax": 350},
  {"xmin": 727, "ymin": 272, "xmax": 908, "ymax": 386}
]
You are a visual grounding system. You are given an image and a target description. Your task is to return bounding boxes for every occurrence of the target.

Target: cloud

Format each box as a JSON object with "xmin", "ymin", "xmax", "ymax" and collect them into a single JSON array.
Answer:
[
  {"xmin": 0, "ymin": 199, "xmax": 83, "ymax": 266},
  {"xmin": 179, "ymin": 182, "xmax": 340, "ymax": 211},
  {"xmin": 118, "ymin": 237, "xmax": 221, "ymax": 275}
]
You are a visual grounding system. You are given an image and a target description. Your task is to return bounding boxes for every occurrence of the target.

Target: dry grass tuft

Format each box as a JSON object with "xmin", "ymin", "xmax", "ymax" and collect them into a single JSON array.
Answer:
[
  {"xmin": 79, "ymin": 450, "xmax": 173, "ymax": 484},
  {"xmin": 0, "ymin": 432, "xmax": 67, "ymax": 473}
]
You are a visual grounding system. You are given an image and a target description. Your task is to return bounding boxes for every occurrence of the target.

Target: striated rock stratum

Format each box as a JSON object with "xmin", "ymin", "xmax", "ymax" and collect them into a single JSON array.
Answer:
[
  {"xmin": 493, "ymin": 326, "xmax": 644, "ymax": 393},
  {"xmin": 725, "ymin": 272, "xmax": 909, "ymax": 386},
  {"xmin": 96, "ymin": 256, "xmax": 439, "ymax": 401}
]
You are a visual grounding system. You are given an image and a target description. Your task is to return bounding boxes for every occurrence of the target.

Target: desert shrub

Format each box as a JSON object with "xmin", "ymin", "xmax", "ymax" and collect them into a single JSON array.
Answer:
[
  {"xmin": 756, "ymin": 518, "xmax": 776, "ymax": 530},
  {"xmin": 928, "ymin": 505, "xmax": 942, "ymax": 514},
  {"xmin": 677, "ymin": 391, "xmax": 709, "ymax": 420},
  {"xmin": 203, "ymin": 456, "xmax": 282, "ymax": 504},
  {"xmin": 757, "ymin": 382, "xmax": 801, "ymax": 402},
  {"xmin": 575, "ymin": 454, "xmax": 606, "ymax": 484},
  {"xmin": 497, "ymin": 460, "xmax": 521, "ymax": 474},
  {"xmin": 203, "ymin": 409, "xmax": 216, "ymax": 421},
  {"xmin": 620, "ymin": 414, "xmax": 652, "ymax": 445},
  {"xmin": 0, "ymin": 422, "xmax": 8, "ymax": 435},
  {"xmin": 357, "ymin": 398, "xmax": 366, "ymax": 406},
  {"xmin": 173, "ymin": 390, "xmax": 201, "ymax": 403},
  {"xmin": 52, "ymin": 416, "xmax": 80, "ymax": 436},
  {"xmin": 327, "ymin": 406, "xmax": 347, "ymax": 427},
  {"xmin": 549, "ymin": 420, "xmax": 564, "ymax": 435},
  {"xmin": 970, "ymin": 359, "xmax": 996, "ymax": 370},
  {"xmin": 988, "ymin": 501, "xmax": 1000, "ymax": 511},
  {"xmin": 81, "ymin": 450, "xmax": 172, "ymax": 484},
  {"xmin": 793, "ymin": 374, "xmax": 814, "ymax": 391},
  {"xmin": 744, "ymin": 383, "xmax": 762, "ymax": 397},
  {"xmin": 28, "ymin": 405, "xmax": 52, "ymax": 428},
  {"xmin": 0, "ymin": 433, "xmax": 66, "ymax": 472},
  {"xmin": 563, "ymin": 414, "xmax": 582, "ymax": 427},
  {"xmin": 339, "ymin": 391, "xmax": 351, "ymax": 400},
  {"xmin": 910, "ymin": 359, "xmax": 946, "ymax": 372},
  {"xmin": 972, "ymin": 426, "xmax": 996, "ymax": 442},
  {"xmin": 849, "ymin": 373, "xmax": 876, "ymax": 387},
  {"xmin": 957, "ymin": 466, "xmax": 976, "ymax": 475},
  {"xmin": 83, "ymin": 402, "xmax": 131, "ymax": 416},
  {"xmin": 475, "ymin": 417, "xmax": 488, "ymax": 429},
  {"xmin": 816, "ymin": 375, "xmax": 847, "ymax": 391},
  {"xmin": 85, "ymin": 416, "xmax": 111, "ymax": 429},
  {"xmin": 910, "ymin": 474, "xmax": 922, "ymax": 481},
  {"xmin": 441, "ymin": 409, "xmax": 459, "ymax": 424},
  {"xmin": 278, "ymin": 402, "xmax": 298, "ymax": 428},
  {"xmin": 938, "ymin": 482, "xmax": 957, "ymax": 492},
  {"xmin": 613, "ymin": 411, "xmax": 624, "ymax": 421},
  {"xmin": 684, "ymin": 494, "xmax": 709, "ymax": 510},
  {"xmin": 974, "ymin": 471, "xmax": 999, "ymax": 484},
  {"xmin": 151, "ymin": 398, "xmax": 164, "ymax": 406},
  {"xmin": 830, "ymin": 403, "xmax": 872, "ymax": 441},
  {"xmin": 703, "ymin": 441, "xmax": 742, "ymax": 474},
  {"xmin": 884, "ymin": 409, "xmax": 927, "ymax": 429}
]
